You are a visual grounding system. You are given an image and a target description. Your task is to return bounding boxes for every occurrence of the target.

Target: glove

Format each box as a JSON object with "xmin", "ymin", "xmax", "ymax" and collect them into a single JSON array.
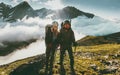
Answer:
[{"xmin": 73, "ymin": 42, "xmax": 78, "ymax": 46}]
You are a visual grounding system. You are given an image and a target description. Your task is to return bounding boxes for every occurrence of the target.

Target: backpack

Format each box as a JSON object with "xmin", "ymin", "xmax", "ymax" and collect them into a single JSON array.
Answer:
[
  {"xmin": 45, "ymin": 24, "xmax": 52, "ymax": 35},
  {"xmin": 45, "ymin": 24, "xmax": 53, "ymax": 45}
]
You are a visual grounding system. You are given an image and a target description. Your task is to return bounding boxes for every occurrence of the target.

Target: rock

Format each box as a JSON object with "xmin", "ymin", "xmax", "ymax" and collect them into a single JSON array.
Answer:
[
  {"xmin": 10, "ymin": 54, "xmax": 45, "ymax": 75},
  {"xmin": 89, "ymin": 64, "xmax": 98, "ymax": 71},
  {"xmin": 99, "ymin": 68, "xmax": 117, "ymax": 74}
]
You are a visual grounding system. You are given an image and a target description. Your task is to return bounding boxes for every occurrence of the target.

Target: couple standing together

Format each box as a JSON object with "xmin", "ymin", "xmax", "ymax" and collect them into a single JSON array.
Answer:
[{"xmin": 45, "ymin": 20, "xmax": 77, "ymax": 75}]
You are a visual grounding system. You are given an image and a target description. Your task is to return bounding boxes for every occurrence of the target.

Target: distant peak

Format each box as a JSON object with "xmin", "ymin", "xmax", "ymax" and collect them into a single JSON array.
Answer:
[
  {"xmin": 0, "ymin": 2, "xmax": 4, "ymax": 4},
  {"xmin": 21, "ymin": 1, "xmax": 28, "ymax": 4},
  {"xmin": 13, "ymin": 1, "xmax": 32, "ymax": 9},
  {"xmin": 18, "ymin": 1, "xmax": 30, "ymax": 6},
  {"xmin": 0, "ymin": 2, "xmax": 5, "ymax": 5}
]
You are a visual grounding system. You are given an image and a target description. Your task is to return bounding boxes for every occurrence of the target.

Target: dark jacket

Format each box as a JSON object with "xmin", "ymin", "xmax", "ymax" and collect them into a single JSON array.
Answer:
[
  {"xmin": 45, "ymin": 28, "xmax": 59, "ymax": 46},
  {"xmin": 58, "ymin": 28, "xmax": 75, "ymax": 46}
]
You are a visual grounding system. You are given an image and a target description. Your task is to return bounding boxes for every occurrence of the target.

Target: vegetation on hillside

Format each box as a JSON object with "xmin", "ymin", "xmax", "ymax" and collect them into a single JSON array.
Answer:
[
  {"xmin": 77, "ymin": 32, "xmax": 120, "ymax": 46},
  {"xmin": 0, "ymin": 44, "xmax": 120, "ymax": 75}
]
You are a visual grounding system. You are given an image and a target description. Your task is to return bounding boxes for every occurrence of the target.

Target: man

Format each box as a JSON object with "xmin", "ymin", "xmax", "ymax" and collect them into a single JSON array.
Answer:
[
  {"xmin": 45, "ymin": 21, "xmax": 59, "ymax": 75},
  {"xmin": 58, "ymin": 20, "xmax": 76, "ymax": 75}
]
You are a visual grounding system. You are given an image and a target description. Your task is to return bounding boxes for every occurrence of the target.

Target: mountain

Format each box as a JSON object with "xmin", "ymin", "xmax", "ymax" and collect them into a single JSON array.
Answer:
[
  {"xmin": 0, "ymin": 1, "xmax": 94, "ymax": 21},
  {"xmin": 6, "ymin": 1, "xmax": 37, "ymax": 21},
  {"xmin": 0, "ymin": 39, "xmax": 37, "ymax": 56},
  {"xmin": 77, "ymin": 32, "xmax": 120, "ymax": 46},
  {"xmin": 35, "ymin": 8, "xmax": 54, "ymax": 18},
  {"xmin": 35, "ymin": 6, "xmax": 94, "ymax": 19},
  {"xmin": 52, "ymin": 6, "xmax": 94, "ymax": 19},
  {"xmin": 0, "ymin": 2, "xmax": 11, "ymax": 19}
]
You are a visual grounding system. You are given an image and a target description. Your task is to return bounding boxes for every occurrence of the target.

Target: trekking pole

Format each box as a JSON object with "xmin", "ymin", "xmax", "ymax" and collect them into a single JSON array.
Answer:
[{"xmin": 74, "ymin": 45, "xmax": 77, "ymax": 55}]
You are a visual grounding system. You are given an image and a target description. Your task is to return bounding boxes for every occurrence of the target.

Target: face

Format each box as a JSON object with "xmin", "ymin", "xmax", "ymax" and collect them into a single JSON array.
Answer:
[
  {"xmin": 64, "ymin": 23, "xmax": 70, "ymax": 29},
  {"xmin": 52, "ymin": 25, "xmax": 58, "ymax": 31}
]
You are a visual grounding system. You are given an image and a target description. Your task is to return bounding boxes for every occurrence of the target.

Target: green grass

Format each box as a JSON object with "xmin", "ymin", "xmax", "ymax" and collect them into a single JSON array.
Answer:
[
  {"xmin": 0, "ymin": 44, "xmax": 120, "ymax": 75},
  {"xmin": 51, "ymin": 44, "xmax": 120, "ymax": 75}
]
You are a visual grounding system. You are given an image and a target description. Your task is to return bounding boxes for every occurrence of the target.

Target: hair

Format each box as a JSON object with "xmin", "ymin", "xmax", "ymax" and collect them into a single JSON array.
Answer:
[{"xmin": 52, "ymin": 21, "xmax": 58, "ymax": 26}]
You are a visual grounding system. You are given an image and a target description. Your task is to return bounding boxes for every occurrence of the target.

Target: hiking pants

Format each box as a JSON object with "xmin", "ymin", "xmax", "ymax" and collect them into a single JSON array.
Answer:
[
  {"xmin": 60, "ymin": 45, "xmax": 75, "ymax": 75},
  {"xmin": 45, "ymin": 44, "xmax": 57, "ymax": 75}
]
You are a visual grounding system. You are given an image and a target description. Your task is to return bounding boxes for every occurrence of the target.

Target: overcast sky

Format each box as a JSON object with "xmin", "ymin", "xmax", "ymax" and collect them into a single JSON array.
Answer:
[{"xmin": 0, "ymin": 0, "xmax": 120, "ymax": 20}]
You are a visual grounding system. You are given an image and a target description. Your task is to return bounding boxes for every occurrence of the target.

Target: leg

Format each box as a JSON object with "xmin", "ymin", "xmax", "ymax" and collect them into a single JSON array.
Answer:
[
  {"xmin": 45, "ymin": 47, "xmax": 51, "ymax": 75},
  {"xmin": 60, "ymin": 48, "xmax": 66, "ymax": 75},
  {"xmin": 49, "ymin": 47, "xmax": 56, "ymax": 75},
  {"xmin": 67, "ymin": 47, "xmax": 76, "ymax": 75}
]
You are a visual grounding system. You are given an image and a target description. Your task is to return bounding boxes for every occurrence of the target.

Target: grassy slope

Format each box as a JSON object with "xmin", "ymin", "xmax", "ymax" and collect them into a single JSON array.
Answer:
[
  {"xmin": 50, "ymin": 44, "xmax": 120, "ymax": 75},
  {"xmin": 77, "ymin": 32, "xmax": 120, "ymax": 46},
  {"xmin": 0, "ymin": 44, "xmax": 120, "ymax": 75}
]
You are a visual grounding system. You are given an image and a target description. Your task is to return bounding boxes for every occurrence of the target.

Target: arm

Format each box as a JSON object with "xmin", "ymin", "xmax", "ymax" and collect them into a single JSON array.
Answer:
[
  {"xmin": 71, "ymin": 30, "xmax": 77, "ymax": 46},
  {"xmin": 71, "ymin": 30, "xmax": 75, "ymax": 43}
]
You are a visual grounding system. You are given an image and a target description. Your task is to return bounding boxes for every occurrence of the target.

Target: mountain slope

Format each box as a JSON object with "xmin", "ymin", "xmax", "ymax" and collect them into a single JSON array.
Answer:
[
  {"xmin": 0, "ymin": 1, "xmax": 94, "ymax": 21},
  {"xmin": 0, "ymin": 39, "xmax": 37, "ymax": 56},
  {"xmin": 0, "ymin": 2, "xmax": 11, "ymax": 19},
  {"xmin": 35, "ymin": 6, "xmax": 94, "ymax": 19},
  {"xmin": 53, "ymin": 6, "xmax": 94, "ymax": 19},
  {"xmin": 35, "ymin": 8, "xmax": 54, "ymax": 18},
  {"xmin": 7, "ymin": 1, "xmax": 37, "ymax": 21},
  {"xmin": 0, "ymin": 54, "xmax": 45, "ymax": 75},
  {"xmin": 0, "ymin": 44, "xmax": 120, "ymax": 75},
  {"xmin": 77, "ymin": 32, "xmax": 120, "ymax": 46}
]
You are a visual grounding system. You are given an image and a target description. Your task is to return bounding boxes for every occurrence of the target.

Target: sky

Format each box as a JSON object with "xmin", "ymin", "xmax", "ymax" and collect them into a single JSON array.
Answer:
[{"xmin": 0, "ymin": 0, "xmax": 120, "ymax": 20}]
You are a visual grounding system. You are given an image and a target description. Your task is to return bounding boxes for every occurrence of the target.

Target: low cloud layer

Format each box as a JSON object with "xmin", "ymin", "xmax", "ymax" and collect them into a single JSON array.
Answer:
[
  {"xmin": 72, "ymin": 16, "xmax": 120, "ymax": 36},
  {"xmin": 0, "ymin": 17, "xmax": 52, "ymax": 42},
  {"xmin": 0, "ymin": 16, "xmax": 120, "ymax": 43}
]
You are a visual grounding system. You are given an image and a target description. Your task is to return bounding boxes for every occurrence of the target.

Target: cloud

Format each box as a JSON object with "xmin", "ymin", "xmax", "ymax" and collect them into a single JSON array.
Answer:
[
  {"xmin": 23, "ymin": 0, "xmax": 30, "ymax": 2},
  {"xmin": 44, "ymin": 0, "xmax": 64, "ymax": 9},
  {"xmin": 31, "ymin": 0, "xmax": 39, "ymax": 2},
  {"xmin": 12, "ymin": 0, "xmax": 19, "ymax": 4},
  {"xmin": 0, "ymin": 17, "xmax": 65, "ymax": 43},
  {"xmin": 0, "ymin": 17, "xmax": 52, "ymax": 42},
  {"xmin": 72, "ymin": 16, "xmax": 120, "ymax": 36}
]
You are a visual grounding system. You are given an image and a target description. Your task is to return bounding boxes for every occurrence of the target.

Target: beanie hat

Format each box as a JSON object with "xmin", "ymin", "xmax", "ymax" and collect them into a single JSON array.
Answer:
[{"xmin": 63, "ymin": 20, "xmax": 71, "ymax": 26}]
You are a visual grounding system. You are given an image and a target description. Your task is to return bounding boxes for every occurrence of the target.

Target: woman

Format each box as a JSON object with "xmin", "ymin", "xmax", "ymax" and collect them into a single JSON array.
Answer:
[{"xmin": 45, "ymin": 21, "xmax": 59, "ymax": 75}]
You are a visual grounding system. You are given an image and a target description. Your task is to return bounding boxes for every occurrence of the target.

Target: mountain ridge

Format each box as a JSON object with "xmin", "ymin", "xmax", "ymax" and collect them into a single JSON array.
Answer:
[
  {"xmin": 77, "ymin": 32, "xmax": 120, "ymax": 46},
  {"xmin": 6, "ymin": 1, "xmax": 37, "ymax": 21},
  {"xmin": 0, "ymin": 1, "xmax": 94, "ymax": 21}
]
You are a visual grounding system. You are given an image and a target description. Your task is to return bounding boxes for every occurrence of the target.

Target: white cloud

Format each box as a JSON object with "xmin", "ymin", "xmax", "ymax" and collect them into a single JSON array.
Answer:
[
  {"xmin": 72, "ymin": 16, "xmax": 120, "ymax": 36},
  {"xmin": 31, "ymin": 0, "xmax": 39, "ymax": 2},
  {"xmin": 0, "ymin": 23, "xmax": 42, "ymax": 42},
  {"xmin": 0, "ymin": 17, "xmax": 52, "ymax": 42},
  {"xmin": 22, "ymin": 0, "xmax": 30, "ymax": 2},
  {"xmin": 44, "ymin": 0, "xmax": 64, "ymax": 9},
  {"xmin": 12, "ymin": 0, "xmax": 19, "ymax": 4}
]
